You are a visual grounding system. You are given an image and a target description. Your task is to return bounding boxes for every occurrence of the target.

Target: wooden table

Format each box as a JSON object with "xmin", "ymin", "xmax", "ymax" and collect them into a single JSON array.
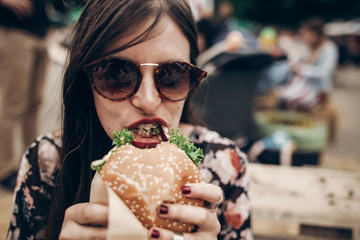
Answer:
[{"xmin": 249, "ymin": 163, "xmax": 360, "ymax": 239}]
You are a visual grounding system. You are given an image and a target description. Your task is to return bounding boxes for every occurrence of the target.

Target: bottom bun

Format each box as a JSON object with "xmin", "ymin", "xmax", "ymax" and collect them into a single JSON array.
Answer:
[{"xmin": 100, "ymin": 142, "xmax": 205, "ymax": 232}]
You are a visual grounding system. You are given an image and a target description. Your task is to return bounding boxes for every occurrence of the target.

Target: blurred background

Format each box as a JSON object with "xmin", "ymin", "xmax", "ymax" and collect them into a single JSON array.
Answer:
[{"xmin": 1, "ymin": 0, "xmax": 360, "ymax": 239}]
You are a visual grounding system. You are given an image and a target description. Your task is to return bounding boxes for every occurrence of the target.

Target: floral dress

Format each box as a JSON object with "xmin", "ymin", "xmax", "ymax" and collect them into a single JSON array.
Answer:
[{"xmin": 7, "ymin": 126, "xmax": 252, "ymax": 240}]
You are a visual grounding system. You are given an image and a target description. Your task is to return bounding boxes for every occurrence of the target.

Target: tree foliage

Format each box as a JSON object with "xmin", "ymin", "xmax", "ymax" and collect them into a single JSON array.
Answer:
[{"xmin": 215, "ymin": 0, "xmax": 360, "ymax": 27}]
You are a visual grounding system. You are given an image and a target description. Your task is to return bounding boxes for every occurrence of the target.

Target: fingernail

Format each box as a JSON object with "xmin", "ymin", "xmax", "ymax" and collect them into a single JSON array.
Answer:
[
  {"xmin": 182, "ymin": 185, "xmax": 191, "ymax": 194},
  {"xmin": 151, "ymin": 229, "xmax": 160, "ymax": 238},
  {"xmin": 159, "ymin": 204, "xmax": 168, "ymax": 214}
]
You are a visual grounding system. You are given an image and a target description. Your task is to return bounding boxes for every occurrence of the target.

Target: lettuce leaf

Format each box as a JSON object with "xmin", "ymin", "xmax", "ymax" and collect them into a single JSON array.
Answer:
[
  {"xmin": 168, "ymin": 128, "xmax": 203, "ymax": 166},
  {"xmin": 113, "ymin": 129, "xmax": 134, "ymax": 147}
]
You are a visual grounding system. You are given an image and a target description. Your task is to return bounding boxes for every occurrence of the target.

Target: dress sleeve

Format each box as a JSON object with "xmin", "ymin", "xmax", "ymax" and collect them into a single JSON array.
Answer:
[
  {"xmin": 193, "ymin": 127, "xmax": 253, "ymax": 240},
  {"xmin": 6, "ymin": 135, "xmax": 60, "ymax": 240},
  {"xmin": 218, "ymin": 147, "xmax": 252, "ymax": 240}
]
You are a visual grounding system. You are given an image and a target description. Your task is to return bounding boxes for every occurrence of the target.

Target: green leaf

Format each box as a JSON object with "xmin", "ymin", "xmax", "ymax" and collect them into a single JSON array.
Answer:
[
  {"xmin": 113, "ymin": 129, "xmax": 134, "ymax": 147},
  {"xmin": 151, "ymin": 127, "xmax": 160, "ymax": 136},
  {"xmin": 168, "ymin": 128, "xmax": 204, "ymax": 166},
  {"xmin": 90, "ymin": 130, "xmax": 134, "ymax": 172},
  {"xmin": 90, "ymin": 159, "xmax": 107, "ymax": 171}
]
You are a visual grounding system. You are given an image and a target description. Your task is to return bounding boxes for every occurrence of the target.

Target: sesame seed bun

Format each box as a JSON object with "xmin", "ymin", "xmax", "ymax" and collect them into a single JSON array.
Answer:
[{"xmin": 99, "ymin": 141, "xmax": 205, "ymax": 232}]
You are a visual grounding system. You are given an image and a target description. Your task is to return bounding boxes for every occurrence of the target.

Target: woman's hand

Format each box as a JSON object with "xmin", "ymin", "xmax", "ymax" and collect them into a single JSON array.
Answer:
[
  {"xmin": 59, "ymin": 202, "xmax": 108, "ymax": 240},
  {"xmin": 149, "ymin": 182, "xmax": 222, "ymax": 240}
]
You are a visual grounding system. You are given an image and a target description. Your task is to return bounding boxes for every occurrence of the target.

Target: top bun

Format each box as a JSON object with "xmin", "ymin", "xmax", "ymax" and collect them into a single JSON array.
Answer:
[{"xmin": 99, "ymin": 141, "xmax": 205, "ymax": 232}]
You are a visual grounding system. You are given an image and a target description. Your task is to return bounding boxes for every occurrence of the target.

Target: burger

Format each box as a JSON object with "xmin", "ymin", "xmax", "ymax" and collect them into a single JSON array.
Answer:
[{"xmin": 91, "ymin": 123, "xmax": 205, "ymax": 233}]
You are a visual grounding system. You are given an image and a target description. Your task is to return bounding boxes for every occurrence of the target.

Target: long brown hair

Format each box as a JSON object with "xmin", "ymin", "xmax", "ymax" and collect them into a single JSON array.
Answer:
[{"xmin": 45, "ymin": 0, "xmax": 200, "ymax": 238}]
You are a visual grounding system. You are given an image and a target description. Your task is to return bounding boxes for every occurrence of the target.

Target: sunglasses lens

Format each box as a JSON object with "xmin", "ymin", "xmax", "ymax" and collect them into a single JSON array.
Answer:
[
  {"xmin": 90, "ymin": 59, "xmax": 139, "ymax": 100},
  {"xmin": 157, "ymin": 62, "xmax": 198, "ymax": 101}
]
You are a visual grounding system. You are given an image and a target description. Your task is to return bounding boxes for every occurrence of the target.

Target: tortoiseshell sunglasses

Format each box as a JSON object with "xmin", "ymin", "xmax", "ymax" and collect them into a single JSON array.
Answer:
[{"xmin": 83, "ymin": 58, "xmax": 207, "ymax": 102}]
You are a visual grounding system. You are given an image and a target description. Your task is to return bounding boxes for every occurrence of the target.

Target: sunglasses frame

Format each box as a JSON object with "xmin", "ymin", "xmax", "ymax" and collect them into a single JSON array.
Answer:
[{"xmin": 83, "ymin": 57, "xmax": 207, "ymax": 102}]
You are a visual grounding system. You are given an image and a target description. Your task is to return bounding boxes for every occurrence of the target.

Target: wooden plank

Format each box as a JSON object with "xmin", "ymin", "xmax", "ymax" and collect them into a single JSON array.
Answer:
[
  {"xmin": 249, "ymin": 163, "xmax": 360, "ymax": 239},
  {"xmin": 254, "ymin": 233, "xmax": 351, "ymax": 240},
  {"xmin": 0, "ymin": 188, "xmax": 14, "ymax": 239},
  {"xmin": 252, "ymin": 218, "xmax": 300, "ymax": 236}
]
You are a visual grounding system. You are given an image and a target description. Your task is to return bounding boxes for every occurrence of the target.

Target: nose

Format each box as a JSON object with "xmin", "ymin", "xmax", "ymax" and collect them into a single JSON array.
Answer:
[{"xmin": 131, "ymin": 67, "xmax": 162, "ymax": 114}]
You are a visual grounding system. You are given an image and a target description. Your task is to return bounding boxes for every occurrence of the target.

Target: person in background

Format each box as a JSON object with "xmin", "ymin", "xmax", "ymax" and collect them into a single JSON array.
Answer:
[
  {"xmin": 0, "ymin": 0, "xmax": 50, "ymax": 190},
  {"xmin": 197, "ymin": 0, "xmax": 234, "ymax": 51},
  {"xmin": 279, "ymin": 17, "xmax": 339, "ymax": 109},
  {"xmin": 188, "ymin": 0, "xmax": 214, "ymax": 22},
  {"xmin": 256, "ymin": 28, "xmax": 304, "ymax": 96},
  {"xmin": 247, "ymin": 130, "xmax": 297, "ymax": 166},
  {"xmin": 256, "ymin": 18, "xmax": 339, "ymax": 111},
  {"xmin": 6, "ymin": 0, "xmax": 252, "ymax": 239}
]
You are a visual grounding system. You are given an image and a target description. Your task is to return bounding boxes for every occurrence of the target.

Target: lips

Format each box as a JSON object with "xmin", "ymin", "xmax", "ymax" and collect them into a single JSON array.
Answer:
[{"xmin": 127, "ymin": 118, "xmax": 168, "ymax": 148}]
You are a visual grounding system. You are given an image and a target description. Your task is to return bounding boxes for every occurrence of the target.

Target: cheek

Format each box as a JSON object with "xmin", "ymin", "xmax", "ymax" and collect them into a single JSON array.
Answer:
[
  {"xmin": 93, "ymin": 96, "xmax": 112, "ymax": 135},
  {"xmin": 168, "ymin": 102, "xmax": 185, "ymax": 126},
  {"xmin": 93, "ymin": 94, "xmax": 128, "ymax": 138}
]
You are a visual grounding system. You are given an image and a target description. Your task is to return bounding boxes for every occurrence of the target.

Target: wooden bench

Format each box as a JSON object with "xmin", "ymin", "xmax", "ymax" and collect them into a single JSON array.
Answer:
[{"xmin": 249, "ymin": 163, "xmax": 360, "ymax": 239}]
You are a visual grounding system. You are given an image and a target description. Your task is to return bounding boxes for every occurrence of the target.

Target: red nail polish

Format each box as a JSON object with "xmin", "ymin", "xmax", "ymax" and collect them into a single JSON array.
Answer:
[
  {"xmin": 159, "ymin": 205, "xmax": 168, "ymax": 214},
  {"xmin": 182, "ymin": 186, "xmax": 191, "ymax": 194},
  {"xmin": 151, "ymin": 229, "xmax": 160, "ymax": 238}
]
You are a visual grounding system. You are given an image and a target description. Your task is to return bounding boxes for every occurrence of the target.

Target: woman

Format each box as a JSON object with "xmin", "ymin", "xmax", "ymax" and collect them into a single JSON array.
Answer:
[
  {"xmin": 7, "ymin": 0, "xmax": 252, "ymax": 239},
  {"xmin": 279, "ymin": 17, "xmax": 338, "ymax": 109}
]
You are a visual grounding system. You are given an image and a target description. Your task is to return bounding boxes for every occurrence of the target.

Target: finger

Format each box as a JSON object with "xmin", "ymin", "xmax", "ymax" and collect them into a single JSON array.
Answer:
[
  {"xmin": 181, "ymin": 183, "xmax": 223, "ymax": 203},
  {"xmin": 158, "ymin": 204, "xmax": 220, "ymax": 232},
  {"xmin": 65, "ymin": 203, "xmax": 108, "ymax": 226},
  {"xmin": 60, "ymin": 222, "xmax": 107, "ymax": 240}
]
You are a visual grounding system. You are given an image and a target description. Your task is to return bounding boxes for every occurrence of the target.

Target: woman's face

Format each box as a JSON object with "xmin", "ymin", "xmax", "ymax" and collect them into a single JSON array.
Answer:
[{"xmin": 93, "ymin": 17, "xmax": 190, "ymax": 140}]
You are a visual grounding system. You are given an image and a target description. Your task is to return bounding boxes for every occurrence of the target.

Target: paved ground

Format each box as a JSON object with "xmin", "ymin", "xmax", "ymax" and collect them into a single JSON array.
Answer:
[
  {"xmin": 0, "ymin": 64, "xmax": 359, "ymax": 239},
  {"xmin": 321, "ymin": 65, "xmax": 360, "ymax": 171}
]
